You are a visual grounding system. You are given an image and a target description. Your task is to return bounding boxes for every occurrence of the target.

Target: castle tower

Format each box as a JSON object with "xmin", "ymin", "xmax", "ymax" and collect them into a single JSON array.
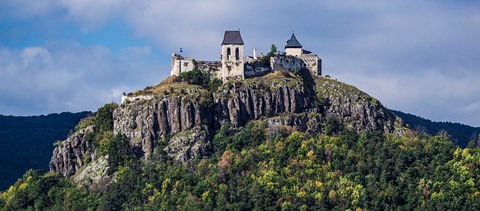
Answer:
[
  {"xmin": 285, "ymin": 33, "xmax": 303, "ymax": 56},
  {"xmin": 220, "ymin": 30, "xmax": 244, "ymax": 80}
]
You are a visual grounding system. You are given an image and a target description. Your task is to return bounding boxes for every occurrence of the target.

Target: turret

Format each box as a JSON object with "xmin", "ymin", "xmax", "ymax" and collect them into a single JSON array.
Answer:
[
  {"xmin": 220, "ymin": 30, "xmax": 244, "ymax": 80},
  {"xmin": 285, "ymin": 33, "xmax": 303, "ymax": 56}
]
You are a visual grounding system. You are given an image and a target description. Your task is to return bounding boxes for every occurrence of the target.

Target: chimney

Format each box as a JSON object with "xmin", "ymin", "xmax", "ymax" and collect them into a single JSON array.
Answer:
[{"xmin": 253, "ymin": 49, "xmax": 257, "ymax": 60}]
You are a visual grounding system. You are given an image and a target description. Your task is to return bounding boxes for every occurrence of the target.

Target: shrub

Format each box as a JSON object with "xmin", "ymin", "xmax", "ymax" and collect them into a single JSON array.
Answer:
[
  {"xmin": 75, "ymin": 116, "xmax": 94, "ymax": 132},
  {"xmin": 231, "ymin": 121, "xmax": 267, "ymax": 149},
  {"xmin": 213, "ymin": 122, "xmax": 232, "ymax": 154},
  {"xmin": 106, "ymin": 134, "xmax": 135, "ymax": 175},
  {"xmin": 94, "ymin": 103, "xmax": 117, "ymax": 133},
  {"xmin": 208, "ymin": 78, "xmax": 223, "ymax": 93},
  {"xmin": 179, "ymin": 69, "xmax": 212, "ymax": 87}
]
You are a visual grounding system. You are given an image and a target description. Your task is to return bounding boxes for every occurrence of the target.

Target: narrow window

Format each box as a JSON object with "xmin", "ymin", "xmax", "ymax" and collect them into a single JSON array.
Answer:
[
  {"xmin": 227, "ymin": 47, "xmax": 231, "ymax": 60},
  {"xmin": 235, "ymin": 47, "xmax": 240, "ymax": 60}
]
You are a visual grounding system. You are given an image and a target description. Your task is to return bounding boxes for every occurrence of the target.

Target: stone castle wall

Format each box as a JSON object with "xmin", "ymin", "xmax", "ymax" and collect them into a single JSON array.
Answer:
[
  {"xmin": 171, "ymin": 53, "xmax": 195, "ymax": 76},
  {"xmin": 298, "ymin": 54, "xmax": 321, "ymax": 76},
  {"xmin": 270, "ymin": 55, "xmax": 305, "ymax": 72},
  {"xmin": 171, "ymin": 53, "xmax": 221, "ymax": 78},
  {"xmin": 171, "ymin": 53, "xmax": 321, "ymax": 80}
]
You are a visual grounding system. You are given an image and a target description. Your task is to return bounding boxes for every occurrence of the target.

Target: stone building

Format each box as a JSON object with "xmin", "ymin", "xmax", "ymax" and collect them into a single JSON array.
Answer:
[
  {"xmin": 220, "ymin": 31, "xmax": 245, "ymax": 80},
  {"xmin": 170, "ymin": 30, "xmax": 322, "ymax": 81},
  {"xmin": 271, "ymin": 33, "xmax": 322, "ymax": 76},
  {"xmin": 170, "ymin": 53, "xmax": 195, "ymax": 76},
  {"xmin": 285, "ymin": 33, "xmax": 303, "ymax": 56}
]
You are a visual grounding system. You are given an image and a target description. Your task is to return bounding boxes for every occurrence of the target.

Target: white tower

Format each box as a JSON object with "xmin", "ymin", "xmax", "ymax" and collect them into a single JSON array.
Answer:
[
  {"xmin": 220, "ymin": 30, "xmax": 244, "ymax": 80},
  {"xmin": 285, "ymin": 33, "xmax": 303, "ymax": 56}
]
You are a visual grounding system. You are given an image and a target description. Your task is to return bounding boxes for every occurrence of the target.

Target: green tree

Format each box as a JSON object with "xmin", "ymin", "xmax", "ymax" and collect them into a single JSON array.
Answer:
[
  {"xmin": 179, "ymin": 69, "xmax": 212, "ymax": 87},
  {"xmin": 267, "ymin": 44, "xmax": 277, "ymax": 57},
  {"xmin": 106, "ymin": 134, "xmax": 135, "ymax": 174},
  {"xmin": 94, "ymin": 103, "xmax": 117, "ymax": 133}
]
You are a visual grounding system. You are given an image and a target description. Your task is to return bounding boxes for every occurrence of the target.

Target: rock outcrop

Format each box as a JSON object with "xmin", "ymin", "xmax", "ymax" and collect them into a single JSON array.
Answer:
[
  {"xmin": 113, "ymin": 91, "xmax": 212, "ymax": 159},
  {"xmin": 213, "ymin": 78, "xmax": 318, "ymax": 129},
  {"xmin": 72, "ymin": 155, "xmax": 110, "ymax": 191},
  {"xmin": 51, "ymin": 72, "xmax": 405, "ymax": 178},
  {"xmin": 315, "ymin": 77, "xmax": 401, "ymax": 133},
  {"xmin": 113, "ymin": 73, "xmax": 321, "ymax": 160},
  {"xmin": 111, "ymin": 73, "xmax": 402, "ymax": 162},
  {"xmin": 164, "ymin": 126, "xmax": 211, "ymax": 162},
  {"xmin": 49, "ymin": 126, "xmax": 96, "ymax": 177}
]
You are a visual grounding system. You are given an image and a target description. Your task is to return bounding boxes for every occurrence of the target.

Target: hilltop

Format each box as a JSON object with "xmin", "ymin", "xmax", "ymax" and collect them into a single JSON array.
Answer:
[
  {"xmin": 50, "ymin": 70, "xmax": 403, "ymax": 177},
  {"xmin": 2, "ymin": 71, "xmax": 479, "ymax": 210}
]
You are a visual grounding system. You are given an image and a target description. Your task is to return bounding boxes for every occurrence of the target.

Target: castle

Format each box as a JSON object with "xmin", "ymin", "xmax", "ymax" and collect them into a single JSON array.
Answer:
[{"xmin": 171, "ymin": 30, "xmax": 322, "ymax": 81}]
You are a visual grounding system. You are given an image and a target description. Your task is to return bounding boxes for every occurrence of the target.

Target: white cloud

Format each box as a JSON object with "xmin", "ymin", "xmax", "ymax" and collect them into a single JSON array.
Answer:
[
  {"xmin": 0, "ymin": 42, "xmax": 162, "ymax": 115},
  {"xmin": 338, "ymin": 70, "xmax": 480, "ymax": 127}
]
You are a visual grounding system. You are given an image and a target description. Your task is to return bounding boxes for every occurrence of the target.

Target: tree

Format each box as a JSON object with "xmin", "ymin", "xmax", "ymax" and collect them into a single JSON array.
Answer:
[
  {"xmin": 267, "ymin": 44, "xmax": 277, "ymax": 57},
  {"xmin": 94, "ymin": 103, "xmax": 117, "ymax": 133},
  {"xmin": 106, "ymin": 134, "xmax": 135, "ymax": 174},
  {"xmin": 179, "ymin": 69, "xmax": 212, "ymax": 87}
]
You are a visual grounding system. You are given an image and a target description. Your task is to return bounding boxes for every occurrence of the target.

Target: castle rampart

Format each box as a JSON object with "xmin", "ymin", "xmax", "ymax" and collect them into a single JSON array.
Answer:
[{"xmin": 170, "ymin": 31, "xmax": 322, "ymax": 81}]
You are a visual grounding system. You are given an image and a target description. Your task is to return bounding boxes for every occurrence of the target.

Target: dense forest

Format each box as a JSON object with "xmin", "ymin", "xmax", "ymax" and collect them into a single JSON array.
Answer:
[
  {"xmin": 391, "ymin": 110, "xmax": 480, "ymax": 148},
  {"xmin": 0, "ymin": 112, "xmax": 91, "ymax": 190},
  {"xmin": 1, "ymin": 106, "xmax": 479, "ymax": 210}
]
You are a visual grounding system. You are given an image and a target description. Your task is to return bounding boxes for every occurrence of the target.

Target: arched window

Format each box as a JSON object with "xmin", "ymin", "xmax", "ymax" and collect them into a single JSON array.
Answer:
[
  {"xmin": 235, "ymin": 47, "xmax": 240, "ymax": 60},
  {"xmin": 227, "ymin": 47, "xmax": 231, "ymax": 60}
]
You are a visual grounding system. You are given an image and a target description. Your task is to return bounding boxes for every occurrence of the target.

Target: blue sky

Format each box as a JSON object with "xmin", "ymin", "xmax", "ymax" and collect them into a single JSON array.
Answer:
[{"xmin": 1, "ymin": 0, "xmax": 479, "ymax": 127}]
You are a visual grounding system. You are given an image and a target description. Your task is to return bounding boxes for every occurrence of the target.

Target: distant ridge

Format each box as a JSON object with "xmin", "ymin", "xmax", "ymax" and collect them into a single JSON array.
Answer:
[
  {"xmin": 0, "ymin": 111, "xmax": 91, "ymax": 190},
  {"xmin": 390, "ymin": 109, "xmax": 480, "ymax": 147}
]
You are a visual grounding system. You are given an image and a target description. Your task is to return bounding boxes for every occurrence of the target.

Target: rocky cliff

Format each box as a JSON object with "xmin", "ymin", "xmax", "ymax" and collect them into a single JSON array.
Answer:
[
  {"xmin": 49, "ymin": 126, "xmax": 96, "ymax": 177},
  {"xmin": 315, "ymin": 77, "xmax": 400, "ymax": 133},
  {"xmin": 50, "ymin": 71, "xmax": 404, "ymax": 178},
  {"xmin": 113, "ymin": 89, "xmax": 212, "ymax": 159}
]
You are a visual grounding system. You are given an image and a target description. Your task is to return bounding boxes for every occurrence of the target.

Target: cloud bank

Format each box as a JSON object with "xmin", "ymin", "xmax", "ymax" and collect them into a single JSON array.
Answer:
[{"xmin": 0, "ymin": 42, "xmax": 164, "ymax": 115}]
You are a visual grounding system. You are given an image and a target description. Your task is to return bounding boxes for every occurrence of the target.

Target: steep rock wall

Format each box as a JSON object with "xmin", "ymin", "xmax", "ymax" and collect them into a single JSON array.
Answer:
[
  {"xmin": 113, "ymin": 94, "xmax": 212, "ymax": 159},
  {"xmin": 213, "ymin": 80, "xmax": 318, "ymax": 129},
  {"xmin": 51, "ymin": 73, "xmax": 405, "ymax": 178},
  {"xmin": 49, "ymin": 126, "xmax": 96, "ymax": 177},
  {"xmin": 315, "ymin": 77, "xmax": 399, "ymax": 133}
]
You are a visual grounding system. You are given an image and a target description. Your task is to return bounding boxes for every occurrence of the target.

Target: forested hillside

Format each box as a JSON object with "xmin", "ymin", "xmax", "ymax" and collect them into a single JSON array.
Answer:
[
  {"xmin": 391, "ymin": 110, "xmax": 480, "ymax": 148},
  {"xmin": 0, "ymin": 112, "xmax": 91, "ymax": 190},
  {"xmin": 2, "ymin": 118, "xmax": 479, "ymax": 210}
]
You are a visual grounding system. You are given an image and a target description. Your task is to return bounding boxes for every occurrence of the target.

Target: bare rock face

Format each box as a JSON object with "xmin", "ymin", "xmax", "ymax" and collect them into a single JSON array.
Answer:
[
  {"xmin": 111, "ymin": 75, "xmax": 403, "ymax": 162},
  {"xmin": 266, "ymin": 112, "xmax": 324, "ymax": 135},
  {"xmin": 164, "ymin": 126, "xmax": 211, "ymax": 162},
  {"xmin": 113, "ymin": 94, "xmax": 212, "ymax": 159},
  {"xmin": 315, "ymin": 77, "xmax": 401, "ymax": 134},
  {"xmin": 72, "ymin": 155, "xmax": 111, "ymax": 192},
  {"xmin": 112, "ymin": 75, "xmax": 320, "ymax": 161},
  {"xmin": 213, "ymin": 80, "xmax": 318, "ymax": 129},
  {"xmin": 50, "ymin": 72, "xmax": 405, "ymax": 179},
  {"xmin": 49, "ymin": 126, "xmax": 96, "ymax": 177}
]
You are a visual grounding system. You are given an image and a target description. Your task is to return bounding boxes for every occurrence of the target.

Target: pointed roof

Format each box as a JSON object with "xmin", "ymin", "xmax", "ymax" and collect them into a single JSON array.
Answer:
[
  {"xmin": 222, "ymin": 31, "xmax": 244, "ymax": 45},
  {"xmin": 285, "ymin": 33, "xmax": 302, "ymax": 48}
]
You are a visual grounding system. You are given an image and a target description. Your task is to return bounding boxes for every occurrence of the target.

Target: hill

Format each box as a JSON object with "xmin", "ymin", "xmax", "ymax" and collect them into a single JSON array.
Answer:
[
  {"xmin": 391, "ymin": 110, "xmax": 480, "ymax": 147},
  {"xmin": 0, "ymin": 112, "xmax": 91, "ymax": 190},
  {"xmin": 1, "ymin": 71, "xmax": 479, "ymax": 210}
]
